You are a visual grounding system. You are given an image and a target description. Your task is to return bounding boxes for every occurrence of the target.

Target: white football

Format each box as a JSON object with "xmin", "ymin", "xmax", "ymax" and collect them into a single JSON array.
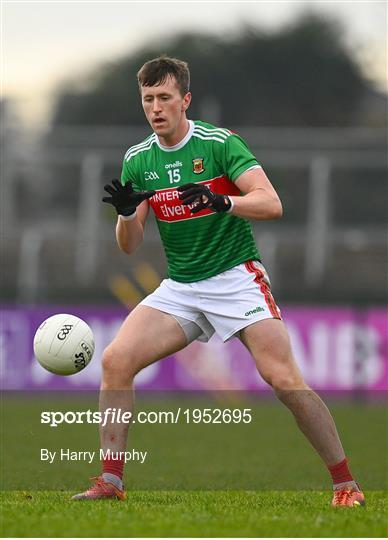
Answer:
[{"xmin": 33, "ymin": 314, "xmax": 95, "ymax": 375}]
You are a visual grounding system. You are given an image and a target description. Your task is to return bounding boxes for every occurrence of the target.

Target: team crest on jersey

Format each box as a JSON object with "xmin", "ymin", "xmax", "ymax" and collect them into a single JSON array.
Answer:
[{"xmin": 192, "ymin": 158, "xmax": 205, "ymax": 174}]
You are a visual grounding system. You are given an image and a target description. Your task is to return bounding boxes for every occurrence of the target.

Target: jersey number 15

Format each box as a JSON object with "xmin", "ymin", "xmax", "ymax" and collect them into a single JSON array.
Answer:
[{"xmin": 167, "ymin": 169, "xmax": 181, "ymax": 183}]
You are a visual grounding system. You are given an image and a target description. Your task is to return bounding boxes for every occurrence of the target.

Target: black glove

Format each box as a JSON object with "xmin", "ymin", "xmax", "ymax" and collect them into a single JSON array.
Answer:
[
  {"xmin": 177, "ymin": 183, "xmax": 232, "ymax": 214},
  {"xmin": 102, "ymin": 179, "xmax": 155, "ymax": 217}
]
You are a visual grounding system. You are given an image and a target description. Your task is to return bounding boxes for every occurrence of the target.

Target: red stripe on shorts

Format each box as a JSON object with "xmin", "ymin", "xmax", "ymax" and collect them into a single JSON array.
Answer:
[{"xmin": 244, "ymin": 260, "xmax": 281, "ymax": 319}]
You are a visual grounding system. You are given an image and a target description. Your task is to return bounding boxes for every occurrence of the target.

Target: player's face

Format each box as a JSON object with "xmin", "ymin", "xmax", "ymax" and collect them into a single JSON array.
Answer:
[{"xmin": 141, "ymin": 76, "xmax": 191, "ymax": 145}]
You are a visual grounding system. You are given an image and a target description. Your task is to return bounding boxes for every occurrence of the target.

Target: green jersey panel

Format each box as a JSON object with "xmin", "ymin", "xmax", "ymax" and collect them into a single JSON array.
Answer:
[{"xmin": 121, "ymin": 120, "xmax": 262, "ymax": 282}]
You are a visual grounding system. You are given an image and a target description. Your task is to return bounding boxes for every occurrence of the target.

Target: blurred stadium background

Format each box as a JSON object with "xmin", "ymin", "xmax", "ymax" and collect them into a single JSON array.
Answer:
[
  {"xmin": 1, "ymin": 6, "xmax": 387, "ymax": 537},
  {"xmin": 1, "ymin": 7, "xmax": 387, "ymax": 395}
]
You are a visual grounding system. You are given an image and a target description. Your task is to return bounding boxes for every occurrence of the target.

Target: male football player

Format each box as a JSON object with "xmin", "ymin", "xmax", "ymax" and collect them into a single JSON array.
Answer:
[{"xmin": 73, "ymin": 56, "xmax": 365, "ymax": 507}]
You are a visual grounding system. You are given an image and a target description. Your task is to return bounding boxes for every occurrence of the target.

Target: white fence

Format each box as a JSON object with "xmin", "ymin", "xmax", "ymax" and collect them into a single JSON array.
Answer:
[{"xmin": 1, "ymin": 125, "xmax": 386, "ymax": 304}]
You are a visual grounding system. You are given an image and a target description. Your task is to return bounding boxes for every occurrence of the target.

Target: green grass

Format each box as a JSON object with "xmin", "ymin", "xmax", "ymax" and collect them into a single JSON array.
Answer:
[
  {"xmin": 1, "ymin": 490, "xmax": 387, "ymax": 537},
  {"xmin": 1, "ymin": 394, "xmax": 387, "ymax": 536}
]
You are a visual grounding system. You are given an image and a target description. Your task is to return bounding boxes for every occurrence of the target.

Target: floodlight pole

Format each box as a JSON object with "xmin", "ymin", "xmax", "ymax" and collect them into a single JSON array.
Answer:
[
  {"xmin": 75, "ymin": 152, "xmax": 103, "ymax": 285},
  {"xmin": 305, "ymin": 156, "xmax": 331, "ymax": 289}
]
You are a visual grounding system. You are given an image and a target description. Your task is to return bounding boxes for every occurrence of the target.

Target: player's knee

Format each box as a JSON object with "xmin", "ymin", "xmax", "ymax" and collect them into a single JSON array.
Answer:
[
  {"xmin": 101, "ymin": 346, "xmax": 121, "ymax": 379},
  {"xmin": 102, "ymin": 345, "xmax": 136, "ymax": 383},
  {"xmin": 265, "ymin": 369, "xmax": 306, "ymax": 392}
]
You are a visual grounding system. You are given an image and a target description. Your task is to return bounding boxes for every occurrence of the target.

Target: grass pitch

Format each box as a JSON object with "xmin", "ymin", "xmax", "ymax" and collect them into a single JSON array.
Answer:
[
  {"xmin": 1, "ymin": 394, "xmax": 387, "ymax": 536},
  {"xmin": 1, "ymin": 490, "xmax": 387, "ymax": 537}
]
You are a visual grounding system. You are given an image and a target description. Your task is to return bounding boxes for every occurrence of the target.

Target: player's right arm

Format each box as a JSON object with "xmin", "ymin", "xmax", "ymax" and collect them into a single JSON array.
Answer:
[
  {"xmin": 102, "ymin": 178, "xmax": 155, "ymax": 255},
  {"xmin": 115, "ymin": 200, "xmax": 150, "ymax": 254}
]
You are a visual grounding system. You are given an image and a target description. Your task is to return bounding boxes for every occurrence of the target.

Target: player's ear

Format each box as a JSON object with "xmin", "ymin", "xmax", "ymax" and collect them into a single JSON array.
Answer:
[{"xmin": 182, "ymin": 92, "xmax": 192, "ymax": 112}]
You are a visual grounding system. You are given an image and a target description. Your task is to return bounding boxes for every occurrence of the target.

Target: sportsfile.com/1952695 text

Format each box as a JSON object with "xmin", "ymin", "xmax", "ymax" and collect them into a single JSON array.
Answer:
[{"xmin": 40, "ymin": 408, "xmax": 253, "ymax": 427}]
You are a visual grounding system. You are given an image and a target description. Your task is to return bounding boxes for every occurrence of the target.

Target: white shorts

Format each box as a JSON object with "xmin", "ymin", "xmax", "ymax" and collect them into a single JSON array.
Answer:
[{"xmin": 140, "ymin": 260, "xmax": 281, "ymax": 343}]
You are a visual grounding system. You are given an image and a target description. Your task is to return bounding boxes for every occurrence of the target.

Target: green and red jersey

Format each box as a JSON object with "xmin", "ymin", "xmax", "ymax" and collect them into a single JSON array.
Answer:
[{"xmin": 121, "ymin": 120, "xmax": 262, "ymax": 282}]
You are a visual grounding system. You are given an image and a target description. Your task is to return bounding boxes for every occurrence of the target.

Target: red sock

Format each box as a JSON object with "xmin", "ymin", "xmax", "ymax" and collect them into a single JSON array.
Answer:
[
  {"xmin": 328, "ymin": 457, "xmax": 353, "ymax": 485},
  {"xmin": 102, "ymin": 455, "xmax": 124, "ymax": 479}
]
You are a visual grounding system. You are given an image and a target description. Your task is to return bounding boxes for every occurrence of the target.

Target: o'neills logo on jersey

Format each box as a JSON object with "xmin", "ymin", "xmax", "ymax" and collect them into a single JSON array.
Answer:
[
  {"xmin": 148, "ymin": 176, "xmax": 240, "ymax": 223},
  {"xmin": 165, "ymin": 161, "xmax": 183, "ymax": 169},
  {"xmin": 192, "ymin": 157, "xmax": 205, "ymax": 174}
]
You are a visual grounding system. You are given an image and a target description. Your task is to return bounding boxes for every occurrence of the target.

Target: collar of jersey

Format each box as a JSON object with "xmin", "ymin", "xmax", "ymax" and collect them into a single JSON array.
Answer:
[{"xmin": 155, "ymin": 120, "xmax": 194, "ymax": 152}]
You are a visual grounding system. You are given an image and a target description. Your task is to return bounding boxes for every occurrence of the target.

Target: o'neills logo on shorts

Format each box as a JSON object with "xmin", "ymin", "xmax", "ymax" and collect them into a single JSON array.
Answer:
[
  {"xmin": 245, "ymin": 306, "xmax": 265, "ymax": 317},
  {"xmin": 148, "ymin": 175, "xmax": 240, "ymax": 222}
]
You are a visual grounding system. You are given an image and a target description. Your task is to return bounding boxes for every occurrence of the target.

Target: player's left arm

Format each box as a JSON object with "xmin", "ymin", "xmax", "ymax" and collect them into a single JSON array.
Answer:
[
  {"xmin": 178, "ymin": 133, "xmax": 283, "ymax": 220},
  {"xmin": 230, "ymin": 166, "xmax": 283, "ymax": 221}
]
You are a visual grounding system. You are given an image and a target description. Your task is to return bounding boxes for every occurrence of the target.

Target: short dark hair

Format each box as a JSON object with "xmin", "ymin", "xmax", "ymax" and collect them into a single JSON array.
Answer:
[{"xmin": 137, "ymin": 55, "xmax": 190, "ymax": 96}]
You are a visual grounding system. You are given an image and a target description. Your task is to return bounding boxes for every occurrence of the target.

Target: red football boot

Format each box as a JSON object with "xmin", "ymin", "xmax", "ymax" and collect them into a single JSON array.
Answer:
[
  {"xmin": 71, "ymin": 476, "xmax": 125, "ymax": 501},
  {"xmin": 332, "ymin": 484, "xmax": 365, "ymax": 507}
]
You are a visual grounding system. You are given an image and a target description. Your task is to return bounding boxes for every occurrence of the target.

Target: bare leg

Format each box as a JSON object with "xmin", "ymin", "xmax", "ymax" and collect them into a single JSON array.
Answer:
[
  {"xmin": 71, "ymin": 305, "xmax": 188, "ymax": 499},
  {"xmin": 240, "ymin": 318, "xmax": 345, "ymax": 466},
  {"xmin": 100, "ymin": 305, "xmax": 188, "ymax": 456},
  {"xmin": 275, "ymin": 389, "xmax": 345, "ymax": 466}
]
